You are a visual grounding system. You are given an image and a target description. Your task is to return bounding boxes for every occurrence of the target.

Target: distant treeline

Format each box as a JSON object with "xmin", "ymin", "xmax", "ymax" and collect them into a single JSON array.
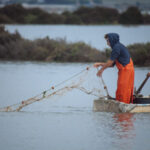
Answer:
[
  {"xmin": 0, "ymin": 26, "xmax": 107, "ymax": 62},
  {"xmin": 44, "ymin": 0, "xmax": 102, "ymax": 4},
  {"xmin": 2, "ymin": 0, "xmax": 102, "ymax": 4},
  {"xmin": 0, "ymin": 4, "xmax": 150, "ymax": 25},
  {"xmin": 0, "ymin": 26, "xmax": 150, "ymax": 66}
]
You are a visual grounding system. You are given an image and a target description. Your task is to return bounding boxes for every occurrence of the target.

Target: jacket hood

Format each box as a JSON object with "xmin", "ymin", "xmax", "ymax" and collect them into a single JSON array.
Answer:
[{"xmin": 107, "ymin": 33, "xmax": 120, "ymax": 48}]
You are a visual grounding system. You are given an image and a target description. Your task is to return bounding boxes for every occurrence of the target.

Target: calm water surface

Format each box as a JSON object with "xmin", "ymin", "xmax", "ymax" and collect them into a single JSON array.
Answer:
[
  {"xmin": 5, "ymin": 25, "xmax": 150, "ymax": 50},
  {"xmin": 0, "ymin": 61, "xmax": 150, "ymax": 150}
]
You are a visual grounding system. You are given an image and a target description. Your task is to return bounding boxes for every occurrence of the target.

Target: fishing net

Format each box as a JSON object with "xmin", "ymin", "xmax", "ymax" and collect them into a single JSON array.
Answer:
[{"xmin": 0, "ymin": 66, "xmax": 108, "ymax": 112}]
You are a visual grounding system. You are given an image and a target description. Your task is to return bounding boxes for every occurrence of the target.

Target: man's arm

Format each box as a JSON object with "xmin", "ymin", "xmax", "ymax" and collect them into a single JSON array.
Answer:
[
  {"xmin": 96, "ymin": 60, "xmax": 114, "ymax": 77},
  {"xmin": 93, "ymin": 62, "xmax": 105, "ymax": 68}
]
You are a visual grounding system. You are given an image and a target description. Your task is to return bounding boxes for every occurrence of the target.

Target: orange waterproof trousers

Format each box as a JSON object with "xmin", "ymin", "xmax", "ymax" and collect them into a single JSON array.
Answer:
[{"xmin": 116, "ymin": 59, "xmax": 134, "ymax": 104}]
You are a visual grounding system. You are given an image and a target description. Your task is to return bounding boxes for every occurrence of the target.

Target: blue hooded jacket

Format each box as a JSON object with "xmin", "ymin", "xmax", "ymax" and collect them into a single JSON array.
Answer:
[{"xmin": 107, "ymin": 33, "xmax": 130, "ymax": 66}]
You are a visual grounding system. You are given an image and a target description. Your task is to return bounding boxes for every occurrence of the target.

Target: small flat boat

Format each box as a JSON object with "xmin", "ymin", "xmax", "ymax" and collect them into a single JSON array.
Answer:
[
  {"xmin": 93, "ymin": 96, "xmax": 150, "ymax": 113},
  {"xmin": 93, "ymin": 73, "xmax": 150, "ymax": 113}
]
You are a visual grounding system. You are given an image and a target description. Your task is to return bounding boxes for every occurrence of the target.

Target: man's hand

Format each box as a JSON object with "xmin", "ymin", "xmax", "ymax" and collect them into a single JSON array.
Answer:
[
  {"xmin": 94, "ymin": 60, "xmax": 114, "ymax": 77},
  {"xmin": 147, "ymin": 72, "xmax": 150, "ymax": 77},
  {"xmin": 97, "ymin": 68, "xmax": 104, "ymax": 77}
]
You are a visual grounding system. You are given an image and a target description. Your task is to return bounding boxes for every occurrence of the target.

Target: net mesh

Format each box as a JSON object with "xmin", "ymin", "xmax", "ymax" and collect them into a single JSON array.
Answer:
[{"xmin": 0, "ymin": 66, "xmax": 107, "ymax": 112}]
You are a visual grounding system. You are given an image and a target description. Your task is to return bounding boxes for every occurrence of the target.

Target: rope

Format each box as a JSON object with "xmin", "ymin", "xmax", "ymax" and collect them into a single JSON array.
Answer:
[
  {"xmin": 77, "ymin": 86, "xmax": 102, "ymax": 97},
  {"xmin": 96, "ymin": 68, "xmax": 111, "ymax": 98},
  {"xmin": 0, "ymin": 65, "xmax": 92, "ymax": 112},
  {"xmin": 100, "ymin": 76, "xmax": 110, "ymax": 98},
  {"xmin": 33, "ymin": 65, "xmax": 91, "ymax": 98},
  {"xmin": 0, "ymin": 64, "xmax": 111, "ymax": 112},
  {"xmin": 54, "ymin": 68, "xmax": 89, "ymax": 88}
]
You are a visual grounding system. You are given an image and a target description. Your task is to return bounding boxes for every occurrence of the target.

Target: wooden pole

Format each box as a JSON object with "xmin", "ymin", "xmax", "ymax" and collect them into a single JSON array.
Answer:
[{"xmin": 135, "ymin": 74, "xmax": 150, "ymax": 96}]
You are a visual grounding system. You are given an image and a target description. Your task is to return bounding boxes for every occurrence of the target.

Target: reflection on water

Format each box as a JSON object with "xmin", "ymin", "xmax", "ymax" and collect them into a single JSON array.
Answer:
[
  {"xmin": 112, "ymin": 113, "xmax": 135, "ymax": 150},
  {"xmin": 91, "ymin": 112, "xmax": 136, "ymax": 150},
  {"xmin": 113, "ymin": 113, "xmax": 135, "ymax": 139}
]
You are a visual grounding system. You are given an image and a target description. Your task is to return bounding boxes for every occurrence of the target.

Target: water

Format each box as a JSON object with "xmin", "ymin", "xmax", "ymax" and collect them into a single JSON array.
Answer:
[
  {"xmin": 0, "ymin": 111, "xmax": 150, "ymax": 150},
  {"xmin": 5, "ymin": 25, "xmax": 150, "ymax": 50},
  {"xmin": 1, "ymin": 24, "xmax": 150, "ymax": 149},
  {"xmin": 0, "ymin": 61, "xmax": 150, "ymax": 150}
]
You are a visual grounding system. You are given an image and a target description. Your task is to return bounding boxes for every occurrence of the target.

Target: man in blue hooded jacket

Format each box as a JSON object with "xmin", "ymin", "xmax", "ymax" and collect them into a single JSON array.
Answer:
[{"xmin": 94, "ymin": 33, "xmax": 134, "ymax": 104}]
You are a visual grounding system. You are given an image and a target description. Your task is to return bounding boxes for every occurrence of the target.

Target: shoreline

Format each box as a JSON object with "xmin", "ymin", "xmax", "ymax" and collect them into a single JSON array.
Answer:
[
  {"xmin": 0, "ymin": 25, "xmax": 150, "ymax": 66},
  {"xmin": 0, "ymin": 4, "xmax": 150, "ymax": 25},
  {"xmin": 0, "ymin": 59, "xmax": 150, "ymax": 68}
]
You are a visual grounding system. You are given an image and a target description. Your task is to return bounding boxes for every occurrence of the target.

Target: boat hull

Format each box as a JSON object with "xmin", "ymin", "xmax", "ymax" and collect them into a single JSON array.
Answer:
[{"xmin": 93, "ymin": 98, "xmax": 150, "ymax": 113}]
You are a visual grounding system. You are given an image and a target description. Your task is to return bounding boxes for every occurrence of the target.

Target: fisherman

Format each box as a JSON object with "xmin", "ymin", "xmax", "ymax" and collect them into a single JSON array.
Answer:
[{"xmin": 94, "ymin": 33, "xmax": 134, "ymax": 104}]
